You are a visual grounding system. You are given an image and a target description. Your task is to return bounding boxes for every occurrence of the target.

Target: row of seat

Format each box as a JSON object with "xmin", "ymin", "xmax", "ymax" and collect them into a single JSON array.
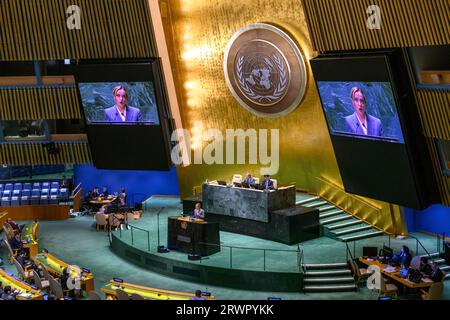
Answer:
[
  {"xmin": 1, "ymin": 188, "xmax": 68, "ymax": 198},
  {"xmin": 1, "ymin": 188, "xmax": 69, "ymax": 206},
  {"xmin": 0, "ymin": 181, "xmax": 61, "ymax": 191}
]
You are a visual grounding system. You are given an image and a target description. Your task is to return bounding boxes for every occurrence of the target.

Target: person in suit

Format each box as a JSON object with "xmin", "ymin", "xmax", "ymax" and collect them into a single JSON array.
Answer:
[
  {"xmin": 262, "ymin": 175, "xmax": 275, "ymax": 190},
  {"xmin": 91, "ymin": 187, "xmax": 100, "ymax": 199},
  {"xmin": 102, "ymin": 186, "xmax": 109, "ymax": 197},
  {"xmin": 392, "ymin": 245, "xmax": 412, "ymax": 267},
  {"xmin": 1, "ymin": 286, "xmax": 17, "ymax": 300},
  {"xmin": 193, "ymin": 202, "xmax": 205, "ymax": 219},
  {"xmin": 420, "ymin": 257, "xmax": 432, "ymax": 276},
  {"xmin": 5, "ymin": 218, "xmax": 24, "ymax": 233},
  {"xmin": 10, "ymin": 232, "xmax": 23, "ymax": 252},
  {"xmin": 430, "ymin": 262, "xmax": 444, "ymax": 282},
  {"xmin": 119, "ymin": 187, "xmax": 127, "ymax": 206},
  {"xmin": 104, "ymin": 86, "xmax": 142, "ymax": 122},
  {"xmin": 344, "ymin": 87, "xmax": 383, "ymax": 137},
  {"xmin": 242, "ymin": 172, "xmax": 256, "ymax": 187},
  {"xmin": 189, "ymin": 290, "xmax": 206, "ymax": 300}
]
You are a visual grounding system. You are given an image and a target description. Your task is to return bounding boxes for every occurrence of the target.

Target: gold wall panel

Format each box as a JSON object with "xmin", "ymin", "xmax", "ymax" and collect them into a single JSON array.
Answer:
[
  {"xmin": 0, "ymin": 141, "xmax": 91, "ymax": 166},
  {"xmin": 302, "ymin": 0, "xmax": 450, "ymax": 51},
  {"xmin": 0, "ymin": 0, "xmax": 157, "ymax": 60},
  {"xmin": 0, "ymin": 87, "xmax": 81, "ymax": 120},
  {"xmin": 162, "ymin": 0, "xmax": 404, "ymax": 234}
]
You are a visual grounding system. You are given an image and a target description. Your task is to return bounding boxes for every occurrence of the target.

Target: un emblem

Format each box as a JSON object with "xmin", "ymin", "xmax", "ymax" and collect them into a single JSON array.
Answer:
[{"xmin": 224, "ymin": 23, "xmax": 307, "ymax": 118}]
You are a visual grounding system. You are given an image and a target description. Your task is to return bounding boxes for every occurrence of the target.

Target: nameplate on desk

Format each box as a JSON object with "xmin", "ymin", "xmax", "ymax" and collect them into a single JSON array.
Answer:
[{"xmin": 177, "ymin": 235, "xmax": 191, "ymax": 243}]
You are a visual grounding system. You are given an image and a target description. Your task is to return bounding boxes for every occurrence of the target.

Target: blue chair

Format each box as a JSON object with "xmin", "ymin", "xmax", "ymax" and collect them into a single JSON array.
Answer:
[
  {"xmin": 13, "ymin": 183, "xmax": 22, "ymax": 191},
  {"xmin": 30, "ymin": 197, "xmax": 40, "ymax": 205},
  {"xmin": 1, "ymin": 197, "xmax": 10, "ymax": 206},
  {"xmin": 23, "ymin": 182, "xmax": 32, "ymax": 190},
  {"xmin": 30, "ymin": 189, "xmax": 40, "ymax": 205},
  {"xmin": 41, "ymin": 188, "xmax": 49, "ymax": 196},
  {"xmin": 0, "ymin": 184, "xmax": 3, "ymax": 191},
  {"xmin": 60, "ymin": 188, "xmax": 68, "ymax": 199},
  {"xmin": 20, "ymin": 196, "xmax": 30, "ymax": 205},
  {"xmin": 50, "ymin": 188, "xmax": 58, "ymax": 196},
  {"xmin": 49, "ymin": 195, "xmax": 59, "ymax": 205},
  {"xmin": 33, "ymin": 182, "xmax": 41, "ymax": 190},
  {"xmin": 12, "ymin": 190, "xmax": 21, "ymax": 197},
  {"xmin": 40, "ymin": 195, "xmax": 49, "ymax": 205},
  {"xmin": 51, "ymin": 182, "xmax": 59, "ymax": 189},
  {"xmin": 10, "ymin": 196, "xmax": 20, "ymax": 206},
  {"xmin": 42, "ymin": 182, "xmax": 50, "ymax": 189},
  {"xmin": 22, "ymin": 189, "xmax": 31, "ymax": 197},
  {"xmin": 2, "ymin": 190, "xmax": 11, "ymax": 198},
  {"xmin": 5, "ymin": 183, "xmax": 13, "ymax": 191}
]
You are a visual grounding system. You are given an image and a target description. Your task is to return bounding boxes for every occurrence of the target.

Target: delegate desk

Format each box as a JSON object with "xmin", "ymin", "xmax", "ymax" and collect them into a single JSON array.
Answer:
[
  {"xmin": 32, "ymin": 252, "xmax": 95, "ymax": 293},
  {"xmin": 359, "ymin": 257, "xmax": 434, "ymax": 289},
  {"xmin": 89, "ymin": 195, "xmax": 118, "ymax": 207},
  {"xmin": 168, "ymin": 216, "xmax": 220, "ymax": 257},
  {"xmin": 101, "ymin": 280, "xmax": 215, "ymax": 300},
  {"xmin": 202, "ymin": 183, "xmax": 295, "ymax": 223},
  {"xmin": 0, "ymin": 268, "xmax": 43, "ymax": 300},
  {"xmin": 21, "ymin": 222, "xmax": 38, "ymax": 257}
]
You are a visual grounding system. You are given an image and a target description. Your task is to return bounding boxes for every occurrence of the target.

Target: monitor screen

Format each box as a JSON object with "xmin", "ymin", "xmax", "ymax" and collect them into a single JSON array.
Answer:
[
  {"xmin": 75, "ymin": 60, "xmax": 173, "ymax": 171},
  {"xmin": 317, "ymin": 81, "xmax": 404, "ymax": 143},
  {"xmin": 310, "ymin": 53, "xmax": 438, "ymax": 208},
  {"xmin": 78, "ymin": 81, "xmax": 160, "ymax": 125},
  {"xmin": 363, "ymin": 246, "xmax": 378, "ymax": 257}
]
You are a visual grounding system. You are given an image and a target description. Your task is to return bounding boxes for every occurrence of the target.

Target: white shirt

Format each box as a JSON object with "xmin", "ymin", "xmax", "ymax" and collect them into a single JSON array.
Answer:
[
  {"xmin": 116, "ymin": 105, "xmax": 126, "ymax": 122},
  {"xmin": 356, "ymin": 114, "xmax": 368, "ymax": 135}
]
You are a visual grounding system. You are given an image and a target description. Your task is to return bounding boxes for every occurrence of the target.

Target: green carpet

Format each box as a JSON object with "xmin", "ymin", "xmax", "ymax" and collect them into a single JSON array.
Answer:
[{"xmin": 0, "ymin": 195, "xmax": 448, "ymax": 300}]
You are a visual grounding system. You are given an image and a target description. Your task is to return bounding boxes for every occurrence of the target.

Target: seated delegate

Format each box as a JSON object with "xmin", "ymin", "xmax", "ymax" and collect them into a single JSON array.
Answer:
[
  {"xmin": 242, "ymin": 172, "xmax": 256, "ymax": 188},
  {"xmin": 193, "ymin": 203, "xmax": 205, "ymax": 219},
  {"xmin": 392, "ymin": 245, "xmax": 412, "ymax": 267},
  {"xmin": 262, "ymin": 175, "xmax": 275, "ymax": 190}
]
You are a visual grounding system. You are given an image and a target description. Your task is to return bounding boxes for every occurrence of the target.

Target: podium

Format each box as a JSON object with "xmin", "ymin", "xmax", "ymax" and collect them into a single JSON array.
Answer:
[{"xmin": 167, "ymin": 216, "xmax": 220, "ymax": 257}]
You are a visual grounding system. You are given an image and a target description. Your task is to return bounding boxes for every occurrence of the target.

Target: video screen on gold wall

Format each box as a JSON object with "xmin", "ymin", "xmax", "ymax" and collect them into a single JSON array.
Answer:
[
  {"xmin": 317, "ymin": 81, "xmax": 404, "ymax": 144},
  {"xmin": 78, "ymin": 81, "xmax": 160, "ymax": 125}
]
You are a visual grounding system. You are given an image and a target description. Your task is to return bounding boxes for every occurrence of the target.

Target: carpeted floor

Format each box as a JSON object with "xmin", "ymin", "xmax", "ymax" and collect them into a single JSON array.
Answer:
[{"xmin": 0, "ymin": 196, "xmax": 448, "ymax": 300}]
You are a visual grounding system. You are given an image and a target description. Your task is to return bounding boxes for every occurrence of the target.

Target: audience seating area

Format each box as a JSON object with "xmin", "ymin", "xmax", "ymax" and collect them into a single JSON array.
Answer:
[{"xmin": 0, "ymin": 181, "xmax": 69, "ymax": 206}]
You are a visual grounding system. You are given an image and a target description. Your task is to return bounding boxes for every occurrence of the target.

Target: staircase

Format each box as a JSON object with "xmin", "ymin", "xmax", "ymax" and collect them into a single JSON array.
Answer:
[
  {"xmin": 302, "ymin": 262, "xmax": 357, "ymax": 292},
  {"xmin": 297, "ymin": 195, "xmax": 383, "ymax": 242},
  {"xmin": 420, "ymin": 252, "xmax": 450, "ymax": 280}
]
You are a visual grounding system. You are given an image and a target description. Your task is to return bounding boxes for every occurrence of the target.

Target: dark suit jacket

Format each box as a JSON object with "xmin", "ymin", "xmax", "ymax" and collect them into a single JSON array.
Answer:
[
  {"xmin": 10, "ymin": 237, "xmax": 23, "ymax": 251},
  {"xmin": 104, "ymin": 105, "xmax": 142, "ymax": 122},
  {"xmin": 262, "ymin": 179, "xmax": 274, "ymax": 190},
  {"xmin": 431, "ymin": 267, "xmax": 444, "ymax": 282},
  {"xmin": 344, "ymin": 112, "xmax": 383, "ymax": 137},
  {"xmin": 243, "ymin": 177, "xmax": 256, "ymax": 185}
]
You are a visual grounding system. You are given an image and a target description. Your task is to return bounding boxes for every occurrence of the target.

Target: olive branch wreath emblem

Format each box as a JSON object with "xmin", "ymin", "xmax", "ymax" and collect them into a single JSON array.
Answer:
[{"xmin": 236, "ymin": 53, "xmax": 288, "ymax": 103}]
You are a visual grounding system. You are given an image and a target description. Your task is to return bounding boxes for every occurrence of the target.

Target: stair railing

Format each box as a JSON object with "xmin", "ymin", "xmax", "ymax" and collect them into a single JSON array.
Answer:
[
  {"xmin": 387, "ymin": 234, "xmax": 435, "ymax": 262},
  {"xmin": 345, "ymin": 241, "xmax": 355, "ymax": 261}
]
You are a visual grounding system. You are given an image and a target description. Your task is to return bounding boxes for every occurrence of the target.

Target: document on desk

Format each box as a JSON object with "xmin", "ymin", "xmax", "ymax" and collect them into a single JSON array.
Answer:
[
  {"xmin": 383, "ymin": 267, "xmax": 397, "ymax": 273},
  {"xmin": 422, "ymin": 278, "xmax": 433, "ymax": 283}
]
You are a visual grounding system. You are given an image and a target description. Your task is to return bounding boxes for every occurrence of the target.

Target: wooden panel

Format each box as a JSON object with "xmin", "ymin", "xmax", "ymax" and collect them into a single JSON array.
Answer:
[
  {"xmin": 416, "ymin": 89, "xmax": 450, "ymax": 141},
  {"xmin": 0, "ymin": 141, "xmax": 92, "ymax": 165},
  {"xmin": 0, "ymin": 87, "xmax": 81, "ymax": 120},
  {"xmin": 0, "ymin": 211, "xmax": 9, "ymax": 227},
  {"xmin": 0, "ymin": 0, "xmax": 157, "ymax": 60},
  {"xmin": 302, "ymin": 0, "xmax": 450, "ymax": 51},
  {"xmin": 3, "ymin": 205, "xmax": 70, "ymax": 220},
  {"xmin": 426, "ymin": 138, "xmax": 450, "ymax": 207}
]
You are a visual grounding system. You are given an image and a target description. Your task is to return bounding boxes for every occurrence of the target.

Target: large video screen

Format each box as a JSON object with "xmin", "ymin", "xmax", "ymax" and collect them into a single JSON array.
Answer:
[
  {"xmin": 79, "ymin": 82, "xmax": 159, "ymax": 125},
  {"xmin": 310, "ymin": 53, "xmax": 439, "ymax": 209},
  {"xmin": 75, "ymin": 60, "xmax": 173, "ymax": 171},
  {"xmin": 317, "ymin": 81, "xmax": 404, "ymax": 143}
]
